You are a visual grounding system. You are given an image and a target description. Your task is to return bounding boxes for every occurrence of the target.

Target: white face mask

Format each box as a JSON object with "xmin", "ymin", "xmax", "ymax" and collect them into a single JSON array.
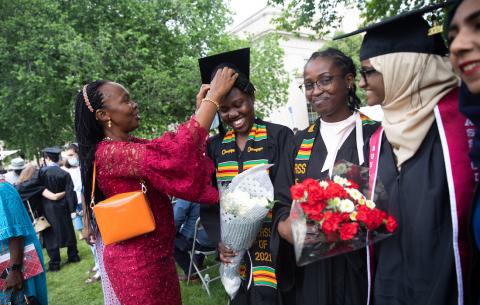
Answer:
[{"xmin": 67, "ymin": 157, "xmax": 79, "ymax": 167}]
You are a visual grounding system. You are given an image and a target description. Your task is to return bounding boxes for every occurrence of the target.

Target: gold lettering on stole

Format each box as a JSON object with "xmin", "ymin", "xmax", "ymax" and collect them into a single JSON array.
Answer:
[
  {"xmin": 221, "ymin": 149, "xmax": 235, "ymax": 155},
  {"xmin": 247, "ymin": 147, "xmax": 263, "ymax": 153}
]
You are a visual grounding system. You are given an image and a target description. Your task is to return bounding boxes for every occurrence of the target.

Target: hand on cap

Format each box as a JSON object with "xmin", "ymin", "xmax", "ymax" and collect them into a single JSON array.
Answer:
[{"xmin": 206, "ymin": 67, "xmax": 238, "ymax": 104}]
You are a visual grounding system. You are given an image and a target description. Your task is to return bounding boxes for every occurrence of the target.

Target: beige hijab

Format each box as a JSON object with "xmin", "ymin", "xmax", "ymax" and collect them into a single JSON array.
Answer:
[{"xmin": 370, "ymin": 53, "xmax": 459, "ymax": 168}]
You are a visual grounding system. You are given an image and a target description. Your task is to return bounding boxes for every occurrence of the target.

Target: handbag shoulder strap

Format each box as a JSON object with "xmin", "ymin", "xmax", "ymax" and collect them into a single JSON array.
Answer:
[
  {"xmin": 90, "ymin": 161, "xmax": 147, "ymax": 209},
  {"xmin": 26, "ymin": 200, "xmax": 36, "ymax": 222},
  {"xmin": 90, "ymin": 162, "xmax": 97, "ymax": 209}
]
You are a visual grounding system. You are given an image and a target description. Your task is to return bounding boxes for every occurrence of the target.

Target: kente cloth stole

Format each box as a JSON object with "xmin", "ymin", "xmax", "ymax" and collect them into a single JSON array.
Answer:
[
  {"xmin": 293, "ymin": 122, "xmax": 319, "ymax": 184},
  {"xmin": 215, "ymin": 122, "xmax": 277, "ymax": 290},
  {"xmin": 293, "ymin": 114, "xmax": 376, "ymax": 184},
  {"xmin": 215, "ymin": 122, "xmax": 269, "ymax": 185}
]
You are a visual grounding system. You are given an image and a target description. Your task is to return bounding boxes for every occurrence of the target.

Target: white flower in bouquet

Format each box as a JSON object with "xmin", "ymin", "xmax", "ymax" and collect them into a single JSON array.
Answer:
[
  {"xmin": 339, "ymin": 199, "xmax": 355, "ymax": 213},
  {"xmin": 319, "ymin": 181, "xmax": 329, "ymax": 189},
  {"xmin": 346, "ymin": 187, "xmax": 365, "ymax": 201},
  {"xmin": 219, "ymin": 164, "xmax": 274, "ymax": 300},
  {"xmin": 366, "ymin": 199, "xmax": 376, "ymax": 209},
  {"xmin": 333, "ymin": 175, "xmax": 351, "ymax": 187}
]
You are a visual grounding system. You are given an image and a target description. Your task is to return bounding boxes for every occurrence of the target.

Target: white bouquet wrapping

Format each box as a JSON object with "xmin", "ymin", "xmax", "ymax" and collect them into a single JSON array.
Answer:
[{"xmin": 219, "ymin": 164, "xmax": 274, "ymax": 299}]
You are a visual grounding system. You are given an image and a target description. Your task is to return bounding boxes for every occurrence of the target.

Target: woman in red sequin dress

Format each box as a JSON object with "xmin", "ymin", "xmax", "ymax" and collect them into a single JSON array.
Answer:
[{"xmin": 74, "ymin": 68, "xmax": 238, "ymax": 305}]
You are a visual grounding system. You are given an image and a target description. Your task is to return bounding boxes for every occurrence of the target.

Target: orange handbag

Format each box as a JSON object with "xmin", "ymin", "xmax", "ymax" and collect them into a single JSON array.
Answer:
[{"xmin": 90, "ymin": 162, "xmax": 156, "ymax": 245}]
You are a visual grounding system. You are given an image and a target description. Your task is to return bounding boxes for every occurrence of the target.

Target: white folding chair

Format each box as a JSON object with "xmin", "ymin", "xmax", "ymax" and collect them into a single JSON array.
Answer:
[{"xmin": 187, "ymin": 218, "xmax": 220, "ymax": 296}]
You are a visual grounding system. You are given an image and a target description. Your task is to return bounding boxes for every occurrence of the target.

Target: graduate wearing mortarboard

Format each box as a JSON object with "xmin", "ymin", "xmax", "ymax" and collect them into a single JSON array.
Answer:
[
  {"xmin": 199, "ymin": 48, "xmax": 294, "ymax": 305},
  {"xmin": 336, "ymin": 3, "xmax": 478, "ymax": 305},
  {"xmin": 37, "ymin": 147, "xmax": 79, "ymax": 272}
]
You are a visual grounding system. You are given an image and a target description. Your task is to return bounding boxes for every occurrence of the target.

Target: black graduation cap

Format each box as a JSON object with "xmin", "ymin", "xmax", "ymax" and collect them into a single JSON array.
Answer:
[
  {"xmin": 334, "ymin": 2, "xmax": 453, "ymax": 60},
  {"xmin": 42, "ymin": 147, "xmax": 62, "ymax": 155},
  {"xmin": 198, "ymin": 48, "xmax": 250, "ymax": 84}
]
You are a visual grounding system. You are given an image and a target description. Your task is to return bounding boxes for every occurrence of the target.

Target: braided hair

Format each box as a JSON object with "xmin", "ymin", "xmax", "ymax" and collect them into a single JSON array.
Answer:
[
  {"xmin": 74, "ymin": 80, "xmax": 109, "ymax": 222},
  {"xmin": 306, "ymin": 48, "xmax": 361, "ymax": 111}
]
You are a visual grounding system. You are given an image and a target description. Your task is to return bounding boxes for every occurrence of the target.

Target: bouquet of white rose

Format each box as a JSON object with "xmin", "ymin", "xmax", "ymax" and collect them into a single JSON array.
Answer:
[{"xmin": 219, "ymin": 164, "xmax": 274, "ymax": 299}]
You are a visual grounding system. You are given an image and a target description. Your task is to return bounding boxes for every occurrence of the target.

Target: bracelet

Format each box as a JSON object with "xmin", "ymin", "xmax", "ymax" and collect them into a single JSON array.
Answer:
[{"xmin": 201, "ymin": 98, "xmax": 220, "ymax": 111}]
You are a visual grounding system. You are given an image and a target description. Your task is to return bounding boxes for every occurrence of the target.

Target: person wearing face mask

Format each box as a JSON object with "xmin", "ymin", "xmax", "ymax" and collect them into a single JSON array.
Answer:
[
  {"xmin": 447, "ymin": 1, "xmax": 480, "ymax": 303},
  {"xmin": 336, "ymin": 3, "xmax": 477, "ymax": 305},
  {"xmin": 199, "ymin": 48, "xmax": 294, "ymax": 305},
  {"xmin": 63, "ymin": 144, "xmax": 83, "ymax": 236}
]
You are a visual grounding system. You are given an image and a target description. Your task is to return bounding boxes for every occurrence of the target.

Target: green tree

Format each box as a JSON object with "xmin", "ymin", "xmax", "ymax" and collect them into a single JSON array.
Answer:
[
  {"xmin": 0, "ymin": 0, "xmax": 289, "ymax": 156},
  {"xmin": 268, "ymin": 0, "xmax": 443, "ymax": 37}
]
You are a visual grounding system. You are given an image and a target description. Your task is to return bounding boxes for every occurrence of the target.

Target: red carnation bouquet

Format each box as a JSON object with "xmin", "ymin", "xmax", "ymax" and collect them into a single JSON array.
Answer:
[{"xmin": 290, "ymin": 162, "xmax": 397, "ymax": 266}]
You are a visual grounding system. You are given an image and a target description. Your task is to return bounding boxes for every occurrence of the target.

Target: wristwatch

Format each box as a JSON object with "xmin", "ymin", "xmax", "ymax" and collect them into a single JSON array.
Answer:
[{"xmin": 10, "ymin": 263, "xmax": 22, "ymax": 271}]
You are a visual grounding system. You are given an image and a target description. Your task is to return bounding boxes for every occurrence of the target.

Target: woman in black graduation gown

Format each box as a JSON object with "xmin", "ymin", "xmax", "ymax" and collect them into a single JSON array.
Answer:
[
  {"xmin": 340, "ymin": 4, "xmax": 477, "ymax": 305},
  {"xmin": 271, "ymin": 48, "xmax": 379, "ymax": 305},
  {"xmin": 199, "ymin": 49, "xmax": 294, "ymax": 305}
]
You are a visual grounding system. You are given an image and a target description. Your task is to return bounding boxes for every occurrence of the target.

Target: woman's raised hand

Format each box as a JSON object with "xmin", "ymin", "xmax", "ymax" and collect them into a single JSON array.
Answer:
[
  {"xmin": 194, "ymin": 67, "xmax": 238, "ymax": 130},
  {"xmin": 196, "ymin": 84, "xmax": 211, "ymax": 110},
  {"xmin": 206, "ymin": 67, "xmax": 238, "ymax": 103}
]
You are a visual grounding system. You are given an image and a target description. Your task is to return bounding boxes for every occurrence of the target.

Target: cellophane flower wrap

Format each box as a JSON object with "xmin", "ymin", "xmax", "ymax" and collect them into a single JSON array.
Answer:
[
  {"xmin": 290, "ymin": 161, "xmax": 397, "ymax": 266},
  {"xmin": 219, "ymin": 164, "xmax": 274, "ymax": 299}
]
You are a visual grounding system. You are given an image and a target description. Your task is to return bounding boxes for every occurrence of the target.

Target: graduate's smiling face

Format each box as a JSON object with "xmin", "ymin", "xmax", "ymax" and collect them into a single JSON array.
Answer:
[
  {"xmin": 96, "ymin": 82, "xmax": 141, "ymax": 133},
  {"xmin": 303, "ymin": 57, "xmax": 353, "ymax": 122},
  {"xmin": 219, "ymin": 87, "xmax": 255, "ymax": 135},
  {"xmin": 359, "ymin": 59, "xmax": 385, "ymax": 106},
  {"xmin": 449, "ymin": 0, "xmax": 480, "ymax": 94}
]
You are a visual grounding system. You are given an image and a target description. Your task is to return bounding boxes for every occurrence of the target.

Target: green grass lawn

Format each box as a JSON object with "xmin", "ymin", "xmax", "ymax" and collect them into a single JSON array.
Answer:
[{"xmin": 45, "ymin": 239, "xmax": 228, "ymax": 305}]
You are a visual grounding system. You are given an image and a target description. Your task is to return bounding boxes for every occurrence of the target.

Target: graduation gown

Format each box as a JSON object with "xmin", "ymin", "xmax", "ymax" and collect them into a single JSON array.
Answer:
[
  {"xmin": 201, "ymin": 118, "xmax": 294, "ymax": 305},
  {"xmin": 38, "ymin": 165, "xmax": 77, "ymax": 250},
  {"xmin": 15, "ymin": 173, "xmax": 45, "ymax": 221},
  {"xmin": 271, "ymin": 117, "xmax": 379, "ymax": 305},
  {"xmin": 374, "ymin": 123, "xmax": 460, "ymax": 305}
]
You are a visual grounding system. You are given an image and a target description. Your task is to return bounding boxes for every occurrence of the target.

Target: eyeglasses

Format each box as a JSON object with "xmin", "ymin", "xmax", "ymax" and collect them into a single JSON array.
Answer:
[
  {"xmin": 359, "ymin": 67, "xmax": 378, "ymax": 81},
  {"xmin": 299, "ymin": 75, "xmax": 343, "ymax": 92}
]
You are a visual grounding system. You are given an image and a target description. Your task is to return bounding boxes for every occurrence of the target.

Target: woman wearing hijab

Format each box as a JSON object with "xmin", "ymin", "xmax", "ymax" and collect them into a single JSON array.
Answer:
[
  {"xmin": 271, "ymin": 47, "xmax": 379, "ymax": 305},
  {"xmin": 336, "ymin": 3, "xmax": 477, "ymax": 305}
]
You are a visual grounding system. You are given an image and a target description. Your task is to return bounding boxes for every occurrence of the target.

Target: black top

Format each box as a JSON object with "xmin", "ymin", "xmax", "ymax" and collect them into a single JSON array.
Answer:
[
  {"xmin": 271, "ymin": 118, "xmax": 379, "ymax": 305},
  {"xmin": 38, "ymin": 165, "xmax": 77, "ymax": 249},
  {"xmin": 373, "ymin": 123, "xmax": 457, "ymax": 305},
  {"xmin": 198, "ymin": 48, "xmax": 250, "ymax": 83}
]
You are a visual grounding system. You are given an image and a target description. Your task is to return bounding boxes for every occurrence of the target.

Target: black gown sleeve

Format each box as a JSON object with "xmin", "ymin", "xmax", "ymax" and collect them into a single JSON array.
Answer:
[
  {"xmin": 270, "ymin": 130, "xmax": 303, "ymax": 292},
  {"xmin": 200, "ymin": 135, "xmax": 222, "ymax": 243},
  {"xmin": 15, "ymin": 173, "xmax": 45, "ymax": 203}
]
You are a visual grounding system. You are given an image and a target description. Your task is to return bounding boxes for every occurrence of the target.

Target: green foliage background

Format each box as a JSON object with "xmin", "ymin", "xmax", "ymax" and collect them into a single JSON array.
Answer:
[
  {"xmin": 0, "ymin": 0, "xmax": 289, "ymax": 157},
  {"xmin": 268, "ymin": 0, "xmax": 448, "ymax": 37}
]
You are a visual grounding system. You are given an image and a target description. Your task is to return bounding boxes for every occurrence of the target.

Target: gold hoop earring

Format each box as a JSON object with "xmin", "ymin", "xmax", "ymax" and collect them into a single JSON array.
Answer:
[{"xmin": 108, "ymin": 120, "xmax": 112, "ymax": 128}]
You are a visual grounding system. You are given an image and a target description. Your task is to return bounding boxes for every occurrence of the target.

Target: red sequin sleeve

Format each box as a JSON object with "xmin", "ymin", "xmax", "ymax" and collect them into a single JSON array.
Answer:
[{"xmin": 97, "ymin": 117, "xmax": 218, "ymax": 204}]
